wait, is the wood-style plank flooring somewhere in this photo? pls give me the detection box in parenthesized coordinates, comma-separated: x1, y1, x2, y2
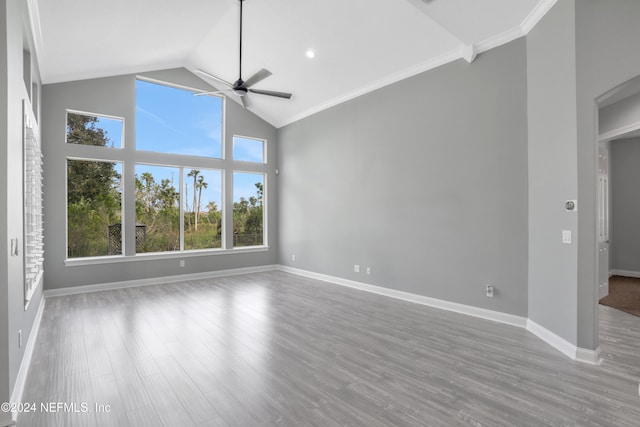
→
(18, 271, 640, 426)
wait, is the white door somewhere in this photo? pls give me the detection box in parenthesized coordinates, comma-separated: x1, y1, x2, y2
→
(598, 144, 610, 299)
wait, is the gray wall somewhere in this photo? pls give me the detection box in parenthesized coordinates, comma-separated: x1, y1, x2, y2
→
(575, 0, 640, 349)
(42, 68, 278, 290)
(0, 0, 45, 419)
(278, 39, 529, 316)
(526, 0, 578, 344)
(610, 138, 640, 273)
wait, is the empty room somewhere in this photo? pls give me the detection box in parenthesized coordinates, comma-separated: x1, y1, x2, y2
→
(2, 0, 640, 426)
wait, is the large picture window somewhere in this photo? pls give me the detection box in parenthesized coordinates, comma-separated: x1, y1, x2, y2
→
(65, 77, 268, 262)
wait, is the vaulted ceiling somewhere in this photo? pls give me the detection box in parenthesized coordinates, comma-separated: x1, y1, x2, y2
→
(30, 0, 556, 128)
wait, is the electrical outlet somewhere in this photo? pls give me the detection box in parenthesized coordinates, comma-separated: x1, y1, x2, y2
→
(179, 260, 185, 267)
(354, 264, 360, 273)
(292, 254, 296, 261)
(366, 267, 371, 275)
(486, 285, 494, 298)
(18, 329, 22, 348)
(10, 238, 19, 257)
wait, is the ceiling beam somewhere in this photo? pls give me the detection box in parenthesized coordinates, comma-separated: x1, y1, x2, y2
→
(402, 0, 477, 63)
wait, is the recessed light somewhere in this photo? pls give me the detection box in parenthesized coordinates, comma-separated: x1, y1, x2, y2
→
(306, 50, 315, 59)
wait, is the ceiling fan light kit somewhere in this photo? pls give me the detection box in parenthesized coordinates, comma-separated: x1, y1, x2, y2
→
(195, 0, 292, 107)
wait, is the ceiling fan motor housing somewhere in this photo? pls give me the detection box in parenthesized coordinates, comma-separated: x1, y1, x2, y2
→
(233, 87, 248, 96)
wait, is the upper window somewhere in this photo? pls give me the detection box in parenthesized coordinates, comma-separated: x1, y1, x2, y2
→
(66, 111, 123, 148)
(135, 79, 223, 158)
(233, 136, 265, 163)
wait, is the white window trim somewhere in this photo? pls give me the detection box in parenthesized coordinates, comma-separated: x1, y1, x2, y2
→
(64, 246, 269, 267)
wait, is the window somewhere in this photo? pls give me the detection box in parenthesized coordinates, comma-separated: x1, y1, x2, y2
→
(136, 79, 223, 158)
(66, 111, 123, 148)
(233, 172, 264, 247)
(135, 164, 180, 253)
(65, 77, 269, 262)
(67, 160, 122, 258)
(184, 169, 222, 250)
(233, 136, 265, 163)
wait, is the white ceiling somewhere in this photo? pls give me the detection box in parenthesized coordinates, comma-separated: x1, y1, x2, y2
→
(30, 0, 556, 128)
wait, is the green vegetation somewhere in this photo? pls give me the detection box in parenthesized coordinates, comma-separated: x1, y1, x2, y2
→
(233, 182, 263, 247)
(66, 113, 263, 258)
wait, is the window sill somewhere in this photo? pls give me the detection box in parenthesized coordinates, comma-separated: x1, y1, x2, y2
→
(64, 246, 270, 267)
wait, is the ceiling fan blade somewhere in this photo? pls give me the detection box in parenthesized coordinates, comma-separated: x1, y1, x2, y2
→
(249, 88, 292, 99)
(243, 68, 272, 88)
(194, 89, 231, 97)
(193, 69, 233, 88)
(240, 95, 249, 109)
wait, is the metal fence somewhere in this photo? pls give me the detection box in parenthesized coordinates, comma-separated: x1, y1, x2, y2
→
(108, 224, 146, 255)
(233, 233, 263, 247)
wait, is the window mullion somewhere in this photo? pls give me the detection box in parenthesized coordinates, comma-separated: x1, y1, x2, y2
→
(179, 167, 184, 252)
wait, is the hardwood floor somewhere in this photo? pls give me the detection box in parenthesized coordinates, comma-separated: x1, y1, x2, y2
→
(17, 271, 640, 426)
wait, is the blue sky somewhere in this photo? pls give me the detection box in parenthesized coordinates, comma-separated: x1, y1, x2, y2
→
(136, 80, 223, 158)
(233, 136, 265, 163)
(94, 116, 123, 148)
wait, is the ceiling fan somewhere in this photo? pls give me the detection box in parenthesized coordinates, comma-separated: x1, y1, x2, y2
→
(194, 0, 292, 108)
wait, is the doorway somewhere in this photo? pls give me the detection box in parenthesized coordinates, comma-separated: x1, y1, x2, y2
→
(597, 79, 640, 317)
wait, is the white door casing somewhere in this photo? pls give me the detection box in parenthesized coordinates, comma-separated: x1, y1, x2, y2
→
(597, 143, 610, 299)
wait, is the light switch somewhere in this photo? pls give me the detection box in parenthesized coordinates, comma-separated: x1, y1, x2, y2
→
(562, 230, 572, 244)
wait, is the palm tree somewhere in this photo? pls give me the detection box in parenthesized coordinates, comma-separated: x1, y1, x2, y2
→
(195, 175, 208, 231)
(187, 169, 200, 230)
(140, 172, 154, 213)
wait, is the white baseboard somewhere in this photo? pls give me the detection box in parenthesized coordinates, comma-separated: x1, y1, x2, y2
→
(526, 319, 576, 360)
(527, 319, 602, 365)
(10, 296, 46, 422)
(277, 265, 528, 328)
(279, 265, 605, 364)
(525, 320, 602, 365)
(610, 269, 640, 279)
(576, 347, 603, 365)
(44, 265, 279, 297)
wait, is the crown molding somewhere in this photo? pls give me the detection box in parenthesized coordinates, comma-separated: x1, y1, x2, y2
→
(521, 0, 559, 34)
